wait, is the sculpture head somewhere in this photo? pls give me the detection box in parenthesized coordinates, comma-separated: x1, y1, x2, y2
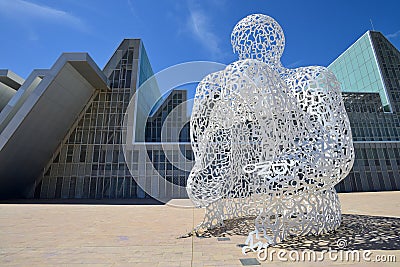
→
(231, 14, 285, 65)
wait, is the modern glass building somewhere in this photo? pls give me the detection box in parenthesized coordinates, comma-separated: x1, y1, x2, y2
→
(328, 31, 400, 192)
(329, 32, 392, 111)
(32, 39, 193, 200)
(0, 39, 193, 200)
(0, 31, 399, 200)
(33, 40, 151, 199)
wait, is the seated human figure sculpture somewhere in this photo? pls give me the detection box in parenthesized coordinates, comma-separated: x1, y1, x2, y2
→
(186, 14, 354, 253)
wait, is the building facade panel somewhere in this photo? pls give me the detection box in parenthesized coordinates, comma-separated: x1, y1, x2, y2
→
(328, 32, 391, 111)
(34, 40, 191, 200)
(35, 41, 146, 199)
(0, 54, 107, 198)
(330, 31, 400, 192)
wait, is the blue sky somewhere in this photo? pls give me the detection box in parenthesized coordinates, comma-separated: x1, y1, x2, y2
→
(0, 0, 399, 79)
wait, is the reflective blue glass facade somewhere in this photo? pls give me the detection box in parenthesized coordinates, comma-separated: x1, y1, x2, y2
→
(328, 32, 391, 111)
(330, 31, 400, 192)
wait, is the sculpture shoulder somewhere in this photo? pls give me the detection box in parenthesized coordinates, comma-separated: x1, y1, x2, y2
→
(286, 65, 338, 81)
(194, 70, 224, 98)
(196, 59, 279, 96)
(227, 59, 273, 72)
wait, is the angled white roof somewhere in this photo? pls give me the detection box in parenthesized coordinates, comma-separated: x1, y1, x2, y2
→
(0, 53, 108, 198)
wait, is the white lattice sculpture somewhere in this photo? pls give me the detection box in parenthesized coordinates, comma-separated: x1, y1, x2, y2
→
(186, 14, 355, 253)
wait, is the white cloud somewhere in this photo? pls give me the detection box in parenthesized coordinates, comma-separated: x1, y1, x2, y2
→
(386, 30, 400, 39)
(0, 0, 87, 31)
(127, 0, 136, 17)
(186, 4, 222, 57)
(287, 60, 303, 68)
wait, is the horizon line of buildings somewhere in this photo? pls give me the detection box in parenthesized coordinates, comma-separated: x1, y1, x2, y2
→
(0, 30, 399, 200)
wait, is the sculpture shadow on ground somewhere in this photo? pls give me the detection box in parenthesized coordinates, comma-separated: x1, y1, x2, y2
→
(194, 214, 400, 251)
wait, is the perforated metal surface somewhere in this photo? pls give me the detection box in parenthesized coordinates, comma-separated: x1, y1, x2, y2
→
(187, 14, 355, 253)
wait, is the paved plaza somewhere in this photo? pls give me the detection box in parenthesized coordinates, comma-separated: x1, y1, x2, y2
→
(0, 191, 399, 266)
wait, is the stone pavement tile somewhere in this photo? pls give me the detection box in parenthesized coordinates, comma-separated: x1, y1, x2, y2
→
(339, 191, 400, 217)
(0, 192, 399, 266)
(179, 260, 192, 266)
(124, 263, 160, 267)
(4, 265, 111, 267)
(156, 262, 182, 267)
(203, 260, 241, 266)
(191, 263, 204, 267)
(0, 248, 25, 257)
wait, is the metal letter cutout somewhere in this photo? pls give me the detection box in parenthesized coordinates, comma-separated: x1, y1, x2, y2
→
(187, 14, 354, 253)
